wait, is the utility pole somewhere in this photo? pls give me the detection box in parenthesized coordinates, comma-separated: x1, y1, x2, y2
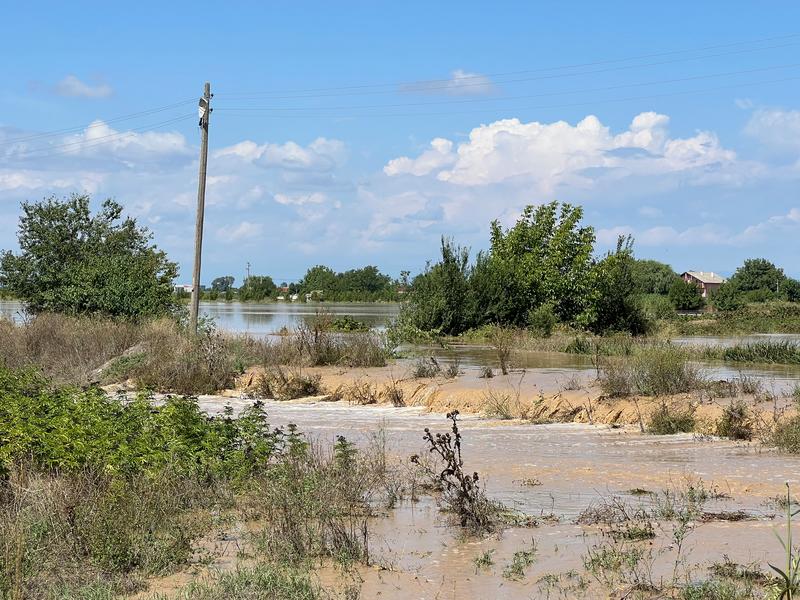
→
(190, 82, 212, 333)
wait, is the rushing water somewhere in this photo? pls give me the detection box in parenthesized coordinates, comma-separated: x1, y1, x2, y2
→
(185, 395, 799, 598)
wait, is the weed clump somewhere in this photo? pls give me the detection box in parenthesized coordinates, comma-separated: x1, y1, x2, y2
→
(715, 400, 753, 441)
(600, 346, 704, 397)
(647, 401, 696, 435)
(255, 367, 323, 400)
(411, 356, 441, 378)
(771, 416, 800, 453)
(411, 411, 500, 531)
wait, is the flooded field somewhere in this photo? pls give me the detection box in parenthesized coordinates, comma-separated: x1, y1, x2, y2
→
(184, 394, 800, 598)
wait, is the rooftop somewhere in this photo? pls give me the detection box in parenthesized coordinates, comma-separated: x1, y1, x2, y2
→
(684, 271, 726, 284)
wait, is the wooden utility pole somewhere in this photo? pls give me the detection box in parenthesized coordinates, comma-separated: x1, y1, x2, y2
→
(190, 82, 211, 333)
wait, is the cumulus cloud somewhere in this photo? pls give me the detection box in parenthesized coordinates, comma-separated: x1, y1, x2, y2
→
(740, 207, 800, 240)
(54, 75, 113, 99)
(215, 137, 346, 171)
(744, 108, 800, 154)
(383, 138, 455, 176)
(385, 112, 738, 191)
(400, 69, 495, 96)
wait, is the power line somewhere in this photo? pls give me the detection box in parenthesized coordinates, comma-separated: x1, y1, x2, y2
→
(214, 74, 800, 120)
(6, 114, 195, 160)
(1, 99, 196, 146)
(216, 62, 800, 113)
(218, 33, 800, 99)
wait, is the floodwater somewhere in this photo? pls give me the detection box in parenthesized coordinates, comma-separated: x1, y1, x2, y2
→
(190, 395, 800, 598)
(2, 299, 799, 391)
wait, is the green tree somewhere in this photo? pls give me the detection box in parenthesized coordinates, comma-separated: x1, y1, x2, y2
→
(784, 278, 800, 303)
(587, 236, 650, 334)
(728, 258, 784, 301)
(406, 238, 471, 335)
(0, 194, 176, 319)
(299, 265, 338, 296)
(711, 281, 744, 312)
(668, 278, 704, 310)
(211, 275, 235, 292)
(240, 275, 276, 301)
(487, 201, 595, 325)
(630, 259, 677, 295)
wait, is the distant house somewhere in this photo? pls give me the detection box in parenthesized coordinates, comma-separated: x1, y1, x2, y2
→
(681, 271, 726, 298)
(174, 284, 193, 294)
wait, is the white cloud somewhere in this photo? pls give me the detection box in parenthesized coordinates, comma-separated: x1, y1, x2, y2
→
(386, 112, 739, 191)
(55, 75, 113, 99)
(274, 192, 328, 206)
(383, 138, 455, 176)
(744, 108, 800, 154)
(400, 69, 495, 96)
(740, 207, 800, 240)
(215, 137, 346, 171)
(216, 221, 263, 242)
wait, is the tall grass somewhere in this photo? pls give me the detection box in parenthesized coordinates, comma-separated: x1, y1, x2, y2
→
(600, 347, 705, 397)
(720, 340, 800, 365)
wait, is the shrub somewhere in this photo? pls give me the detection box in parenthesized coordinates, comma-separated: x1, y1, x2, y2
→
(772, 416, 800, 453)
(669, 278, 705, 310)
(599, 347, 704, 397)
(527, 303, 556, 337)
(647, 402, 696, 435)
(169, 565, 322, 599)
(411, 357, 441, 378)
(715, 400, 753, 441)
(255, 368, 323, 401)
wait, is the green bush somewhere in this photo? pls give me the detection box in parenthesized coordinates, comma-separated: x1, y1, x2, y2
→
(772, 416, 800, 453)
(0, 194, 176, 319)
(721, 340, 800, 364)
(669, 278, 705, 310)
(647, 402, 696, 434)
(527, 303, 556, 337)
(0, 365, 280, 479)
(715, 400, 753, 441)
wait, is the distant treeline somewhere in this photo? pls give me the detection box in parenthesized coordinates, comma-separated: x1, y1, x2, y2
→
(183, 265, 409, 302)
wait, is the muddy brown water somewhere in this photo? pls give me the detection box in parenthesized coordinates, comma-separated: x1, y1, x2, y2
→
(187, 395, 799, 598)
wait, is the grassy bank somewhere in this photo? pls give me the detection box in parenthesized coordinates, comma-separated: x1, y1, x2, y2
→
(0, 313, 390, 394)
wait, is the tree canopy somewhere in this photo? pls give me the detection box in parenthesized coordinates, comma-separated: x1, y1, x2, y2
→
(0, 194, 177, 319)
(211, 276, 235, 292)
(630, 259, 678, 295)
(403, 201, 648, 336)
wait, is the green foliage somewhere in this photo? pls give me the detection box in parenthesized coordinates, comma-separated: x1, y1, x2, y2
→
(647, 402, 697, 434)
(211, 275, 235, 292)
(168, 565, 322, 599)
(630, 259, 678, 295)
(527, 303, 557, 337)
(712, 282, 745, 312)
(669, 278, 705, 310)
(0, 365, 280, 479)
(586, 236, 650, 335)
(721, 340, 800, 364)
(297, 264, 397, 301)
(402, 203, 659, 337)
(240, 275, 277, 301)
(0, 194, 177, 319)
(731, 258, 784, 296)
(487, 202, 595, 325)
(405, 239, 472, 335)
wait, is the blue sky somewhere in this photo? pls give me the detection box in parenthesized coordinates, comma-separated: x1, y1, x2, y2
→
(2, 1, 800, 284)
